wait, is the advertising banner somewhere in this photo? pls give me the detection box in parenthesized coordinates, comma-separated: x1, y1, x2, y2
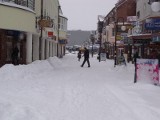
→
(136, 59, 159, 85)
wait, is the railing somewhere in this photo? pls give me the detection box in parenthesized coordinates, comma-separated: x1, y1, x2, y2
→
(0, 0, 35, 10)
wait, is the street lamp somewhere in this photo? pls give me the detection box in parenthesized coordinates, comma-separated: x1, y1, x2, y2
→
(106, 17, 126, 67)
(148, 0, 160, 12)
(97, 20, 104, 62)
(39, 0, 43, 60)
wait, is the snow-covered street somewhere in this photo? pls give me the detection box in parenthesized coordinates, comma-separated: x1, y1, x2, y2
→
(0, 53, 160, 120)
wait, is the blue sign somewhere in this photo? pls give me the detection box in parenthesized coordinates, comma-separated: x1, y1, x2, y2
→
(59, 40, 66, 44)
(145, 18, 160, 30)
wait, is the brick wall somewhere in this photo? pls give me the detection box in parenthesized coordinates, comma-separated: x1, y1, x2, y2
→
(116, 0, 136, 20)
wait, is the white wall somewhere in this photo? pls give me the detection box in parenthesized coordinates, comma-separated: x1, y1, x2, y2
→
(32, 34, 39, 61)
(26, 33, 33, 64)
(136, 0, 160, 21)
(0, 4, 36, 33)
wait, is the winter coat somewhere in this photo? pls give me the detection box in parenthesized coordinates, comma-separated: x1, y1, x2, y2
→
(84, 49, 89, 59)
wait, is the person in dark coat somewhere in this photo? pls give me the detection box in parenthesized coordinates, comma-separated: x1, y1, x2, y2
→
(77, 50, 82, 61)
(11, 45, 19, 65)
(81, 47, 90, 67)
(133, 51, 139, 65)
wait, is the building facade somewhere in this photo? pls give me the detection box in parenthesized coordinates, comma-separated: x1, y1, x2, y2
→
(99, 0, 160, 63)
(128, 0, 160, 60)
(102, 0, 136, 60)
(0, 0, 68, 67)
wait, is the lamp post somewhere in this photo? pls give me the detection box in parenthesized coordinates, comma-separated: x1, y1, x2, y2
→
(98, 20, 104, 62)
(39, 0, 43, 60)
(106, 17, 126, 67)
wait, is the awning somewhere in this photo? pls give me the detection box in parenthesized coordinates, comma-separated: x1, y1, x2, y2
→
(128, 34, 151, 39)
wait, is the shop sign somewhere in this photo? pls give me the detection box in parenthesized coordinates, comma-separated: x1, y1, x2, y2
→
(145, 18, 160, 30)
(135, 59, 159, 85)
(59, 40, 66, 44)
(152, 35, 160, 42)
(100, 53, 106, 61)
(127, 16, 137, 22)
(116, 35, 122, 40)
(6, 30, 20, 37)
(47, 31, 54, 38)
(133, 39, 150, 44)
(38, 19, 53, 28)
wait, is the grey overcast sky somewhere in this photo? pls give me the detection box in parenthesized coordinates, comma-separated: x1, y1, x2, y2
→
(59, 0, 118, 31)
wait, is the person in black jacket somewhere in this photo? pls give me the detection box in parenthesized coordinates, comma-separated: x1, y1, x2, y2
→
(11, 45, 19, 65)
(81, 47, 90, 67)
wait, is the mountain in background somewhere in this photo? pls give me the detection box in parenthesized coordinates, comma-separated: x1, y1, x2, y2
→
(67, 30, 93, 46)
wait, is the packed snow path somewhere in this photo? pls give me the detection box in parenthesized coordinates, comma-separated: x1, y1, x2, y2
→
(0, 53, 160, 120)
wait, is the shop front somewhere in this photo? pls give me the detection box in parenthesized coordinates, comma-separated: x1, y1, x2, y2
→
(0, 29, 26, 67)
(128, 34, 151, 62)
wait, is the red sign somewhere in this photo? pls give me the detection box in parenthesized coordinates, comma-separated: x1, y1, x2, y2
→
(48, 31, 54, 37)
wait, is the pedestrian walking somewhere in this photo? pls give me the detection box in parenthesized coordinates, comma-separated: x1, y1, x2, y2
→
(77, 50, 82, 61)
(81, 47, 90, 67)
(11, 45, 19, 65)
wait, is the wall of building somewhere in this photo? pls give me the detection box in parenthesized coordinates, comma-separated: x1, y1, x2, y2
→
(116, 0, 136, 20)
(0, 3, 36, 33)
(34, 0, 59, 60)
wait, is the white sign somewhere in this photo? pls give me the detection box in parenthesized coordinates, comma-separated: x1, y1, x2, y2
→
(127, 16, 137, 22)
(100, 53, 106, 61)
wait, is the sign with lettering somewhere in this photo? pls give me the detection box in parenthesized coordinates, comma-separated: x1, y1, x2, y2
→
(100, 53, 106, 61)
(47, 31, 54, 38)
(38, 19, 53, 28)
(59, 40, 66, 44)
(145, 18, 160, 30)
(136, 59, 159, 85)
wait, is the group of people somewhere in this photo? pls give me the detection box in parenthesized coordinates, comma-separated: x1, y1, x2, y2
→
(77, 47, 90, 67)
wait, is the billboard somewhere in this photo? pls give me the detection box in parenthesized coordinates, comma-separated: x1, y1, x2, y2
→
(135, 59, 159, 85)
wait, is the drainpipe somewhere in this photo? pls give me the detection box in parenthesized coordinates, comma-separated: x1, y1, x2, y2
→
(39, 0, 43, 60)
(57, 5, 61, 57)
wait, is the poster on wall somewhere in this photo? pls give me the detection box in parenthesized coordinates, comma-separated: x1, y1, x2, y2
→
(135, 59, 159, 85)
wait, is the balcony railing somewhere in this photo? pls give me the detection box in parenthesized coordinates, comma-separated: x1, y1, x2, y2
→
(0, 0, 35, 10)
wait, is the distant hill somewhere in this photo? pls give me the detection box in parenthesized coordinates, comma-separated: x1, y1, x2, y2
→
(67, 30, 93, 46)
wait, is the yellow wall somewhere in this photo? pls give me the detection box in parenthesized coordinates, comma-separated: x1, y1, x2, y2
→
(0, 5, 36, 33)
